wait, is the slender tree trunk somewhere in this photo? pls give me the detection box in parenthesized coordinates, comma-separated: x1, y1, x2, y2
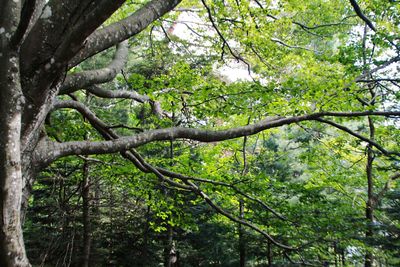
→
(81, 160, 91, 267)
(107, 185, 114, 265)
(142, 193, 151, 266)
(164, 226, 174, 267)
(360, 26, 375, 266)
(164, 140, 177, 267)
(333, 242, 338, 267)
(267, 240, 272, 266)
(239, 199, 246, 267)
(341, 249, 345, 267)
(364, 117, 375, 267)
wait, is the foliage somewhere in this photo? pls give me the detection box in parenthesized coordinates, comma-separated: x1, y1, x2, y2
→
(19, 0, 400, 266)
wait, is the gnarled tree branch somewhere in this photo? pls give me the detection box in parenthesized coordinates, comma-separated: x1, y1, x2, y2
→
(316, 118, 399, 157)
(46, 99, 294, 250)
(60, 41, 129, 94)
(42, 106, 400, 161)
(69, 0, 183, 67)
(85, 85, 149, 103)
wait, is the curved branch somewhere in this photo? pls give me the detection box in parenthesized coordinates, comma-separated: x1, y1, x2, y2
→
(271, 38, 316, 53)
(49, 99, 287, 220)
(43, 107, 400, 161)
(45, 100, 293, 249)
(349, 0, 376, 31)
(60, 41, 129, 94)
(128, 149, 293, 249)
(85, 85, 165, 118)
(184, 179, 294, 250)
(69, 0, 183, 67)
(316, 118, 400, 157)
(200, 0, 249, 68)
(86, 85, 150, 103)
(161, 170, 288, 221)
(353, 56, 400, 83)
(375, 173, 400, 205)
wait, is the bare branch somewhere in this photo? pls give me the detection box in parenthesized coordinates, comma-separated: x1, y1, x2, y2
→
(375, 173, 400, 204)
(293, 20, 355, 30)
(129, 150, 194, 190)
(351, 56, 400, 84)
(349, 0, 376, 31)
(271, 38, 317, 53)
(86, 85, 150, 103)
(60, 41, 129, 94)
(356, 78, 400, 83)
(69, 0, 183, 67)
(184, 179, 295, 250)
(128, 150, 294, 249)
(316, 118, 399, 157)
(127, 148, 294, 249)
(50, 100, 286, 222)
(44, 109, 400, 160)
(200, 0, 250, 68)
(48, 101, 293, 247)
(153, 166, 288, 221)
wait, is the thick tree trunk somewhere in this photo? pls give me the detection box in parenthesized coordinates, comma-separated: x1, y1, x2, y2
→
(0, 50, 31, 266)
(0, 1, 30, 265)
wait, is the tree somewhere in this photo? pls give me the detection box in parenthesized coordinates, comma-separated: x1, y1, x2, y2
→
(0, 0, 399, 266)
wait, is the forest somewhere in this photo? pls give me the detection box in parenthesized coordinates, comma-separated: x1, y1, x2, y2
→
(0, 0, 399, 266)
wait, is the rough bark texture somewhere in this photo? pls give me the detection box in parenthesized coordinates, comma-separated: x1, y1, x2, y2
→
(40, 109, 400, 162)
(0, 0, 184, 265)
(60, 41, 129, 94)
(69, 0, 183, 67)
(0, 51, 31, 267)
(0, 0, 30, 266)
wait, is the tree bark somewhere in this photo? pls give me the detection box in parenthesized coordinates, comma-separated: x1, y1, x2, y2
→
(0, 40, 31, 267)
(364, 117, 375, 267)
(0, 0, 31, 264)
(267, 240, 272, 266)
(81, 159, 91, 267)
(239, 199, 246, 267)
(0, 0, 182, 265)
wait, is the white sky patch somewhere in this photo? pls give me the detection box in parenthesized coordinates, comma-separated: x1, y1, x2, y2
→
(171, 8, 398, 87)
(171, 12, 254, 82)
(172, 12, 210, 38)
(41, 5, 52, 19)
(215, 60, 253, 83)
(0, 27, 5, 34)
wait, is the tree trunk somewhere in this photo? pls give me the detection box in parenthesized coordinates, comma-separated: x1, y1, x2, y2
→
(364, 117, 375, 267)
(0, 49, 30, 266)
(81, 160, 91, 267)
(267, 240, 272, 267)
(239, 199, 246, 267)
(164, 225, 174, 267)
